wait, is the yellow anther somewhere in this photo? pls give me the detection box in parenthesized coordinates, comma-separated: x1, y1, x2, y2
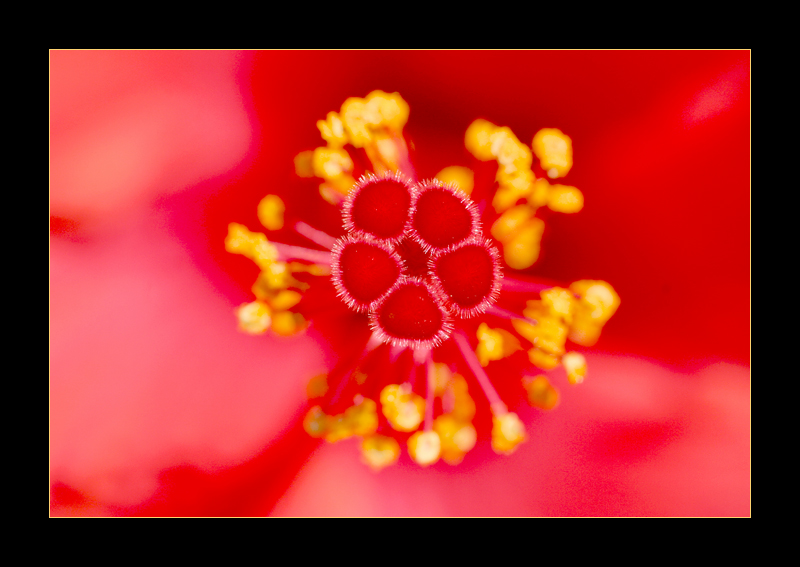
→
(344, 398, 379, 437)
(235, 300, 272, 335)
(317, 111, 348, 147)
(225, 223, 274, 259)
(476, 323, 521, 366)
(294, 150, 315, 178)
(532, 128, 573, 178)
(528, 348, 560, 370)
(380, 384, 425, 432)
(547, 184, 584, 214)
(251, 270, 297, 301)
(491, 204, 535, 242)
(324, 413, 352, 443)
(452, 422, 477, 453)
(434, 414, 477, 465)
(562, 352, 588, 384)
(541, 287, 576, 325)
(490, 127, 532, 175)
(225, 223, 280, 272)
(465, 119, 498, 160)
(435, 166, 475, 195)
(570, 280, 620, 323)
(502, 217, 544, 270)
(270, 311, 305, 336)
(449, 375, 476, 422)
(408, 430, 441, 467)
(523, 375, 559, 410)
(262, 261, 293, 290)
(257, 195, 285, 231)
(516, 318, 567, 357)
(476, 322, 505, 367)
(567, 280, 620, 346)
(491, 412, 526, 455)
(268, 289, 302, 311)
(361, 435, 401, 471)
(528, 178, 551, 209)
(493, 169, 534, 212)
(288, 262, 331, 277)
(306, 373, 328, 399)
(365, 90, 409, 132)
(312, 146, 354, 179)
(431, 362, 453, 396)
(303, 406, 328, 438)
(490, 203, 545, 269)
(340, 97, 377, 148)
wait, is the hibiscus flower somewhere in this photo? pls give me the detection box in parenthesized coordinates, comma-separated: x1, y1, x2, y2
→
(50, 50, 750, 517)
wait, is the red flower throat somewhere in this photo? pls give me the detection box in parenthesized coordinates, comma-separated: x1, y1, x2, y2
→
(225, 90, 620, 468)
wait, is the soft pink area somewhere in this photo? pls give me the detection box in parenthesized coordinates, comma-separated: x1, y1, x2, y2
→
(272, 354, 749, 517)
(50, 51, 252, 230)
(50, 210, 327, 509)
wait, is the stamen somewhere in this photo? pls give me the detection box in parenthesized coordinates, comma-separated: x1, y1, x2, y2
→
(486, 304, 531, 322)
(501, 275, 550, 294)
(272, 242, 332, 265)
(422, 350, 435, 431)
(531, 128, 573, 179)
(294, 221, 337, 250)
(453, 330, 507, 416)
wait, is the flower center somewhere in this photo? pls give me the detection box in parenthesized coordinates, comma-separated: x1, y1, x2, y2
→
(331, 174, 502, 348)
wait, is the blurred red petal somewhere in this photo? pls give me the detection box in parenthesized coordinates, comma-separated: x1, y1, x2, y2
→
(51, 50, 749, 517)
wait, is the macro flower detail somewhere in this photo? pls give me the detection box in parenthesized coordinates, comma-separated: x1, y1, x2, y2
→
(226, 90, 620, 470)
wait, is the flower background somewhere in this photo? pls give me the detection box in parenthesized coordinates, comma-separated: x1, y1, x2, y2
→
(50, 50, 750, 516)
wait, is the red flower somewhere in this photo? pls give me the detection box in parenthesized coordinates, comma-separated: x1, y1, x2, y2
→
(50, 50, 749, 516)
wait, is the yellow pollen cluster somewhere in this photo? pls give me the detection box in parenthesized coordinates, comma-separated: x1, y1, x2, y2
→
(380, 383, 425, 432)
(532, 128, 573, 179)
(407, 430, 441, 467)
(225, 218, 308, 336)
(510, 280, 619, 377)
(361, 435, 401, 471)
(377, 366, 481, 466)
(434, 415, 477, 465)
(434, 165, 475, 195)
(491, 412, 527, 455)
(522, 375, 559, 410)
(466, 119, 583, 269)
(476, 322, 521, 367)
(432, 366, 478, 464)
(304, 397, 379, 443)
(300, 90, 411, 203)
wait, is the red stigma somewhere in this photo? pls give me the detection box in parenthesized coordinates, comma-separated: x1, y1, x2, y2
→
(410, 181, 480, 251)
(343, 172, 413, 243)
(371, 278, 452, 349)
(336, 174, 500, 347)
(430, 238, 502, 318)
(331, 236, 402, 312)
